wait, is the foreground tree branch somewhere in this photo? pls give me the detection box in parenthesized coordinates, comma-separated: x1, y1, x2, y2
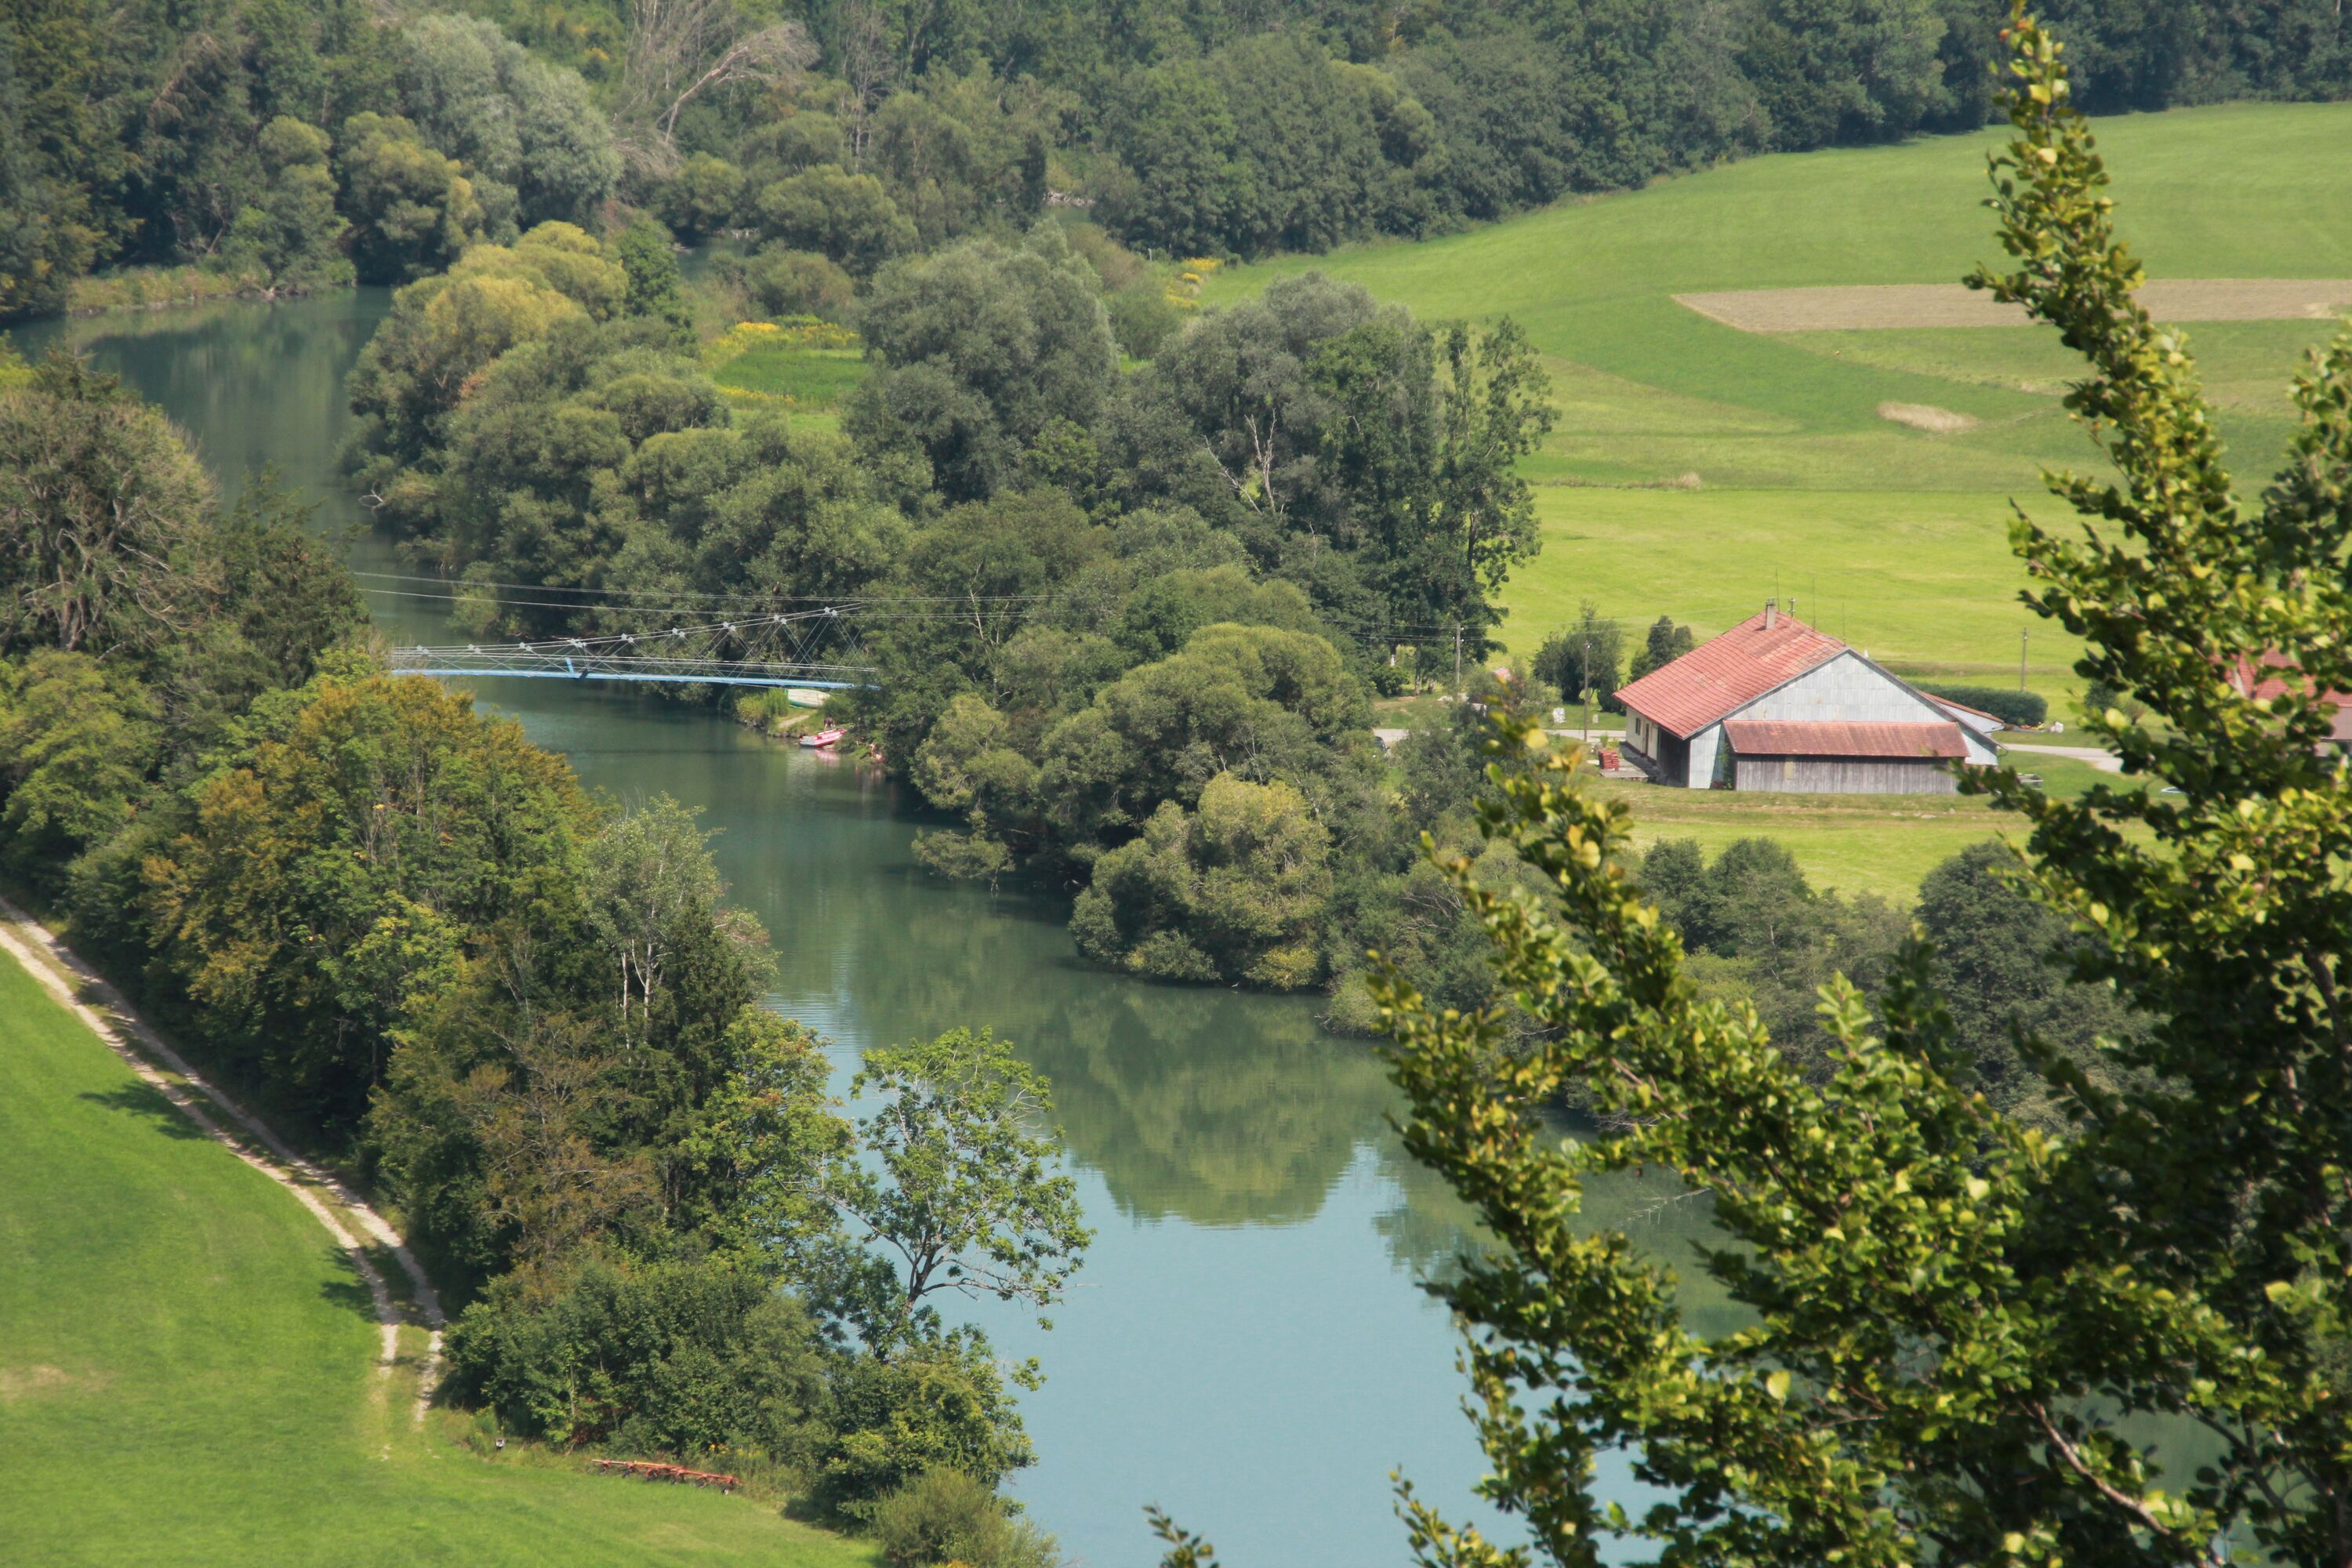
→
(1362, 8, 2352, 1566)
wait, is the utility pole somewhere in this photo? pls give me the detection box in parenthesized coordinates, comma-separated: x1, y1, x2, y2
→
(2020, 626, 2029, 691)
(1582, 619, 1593, 746)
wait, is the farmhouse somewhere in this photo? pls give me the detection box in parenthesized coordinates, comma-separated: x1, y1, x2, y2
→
(1617, 603, 2002, 793)
(2226, 652, 2352, 751)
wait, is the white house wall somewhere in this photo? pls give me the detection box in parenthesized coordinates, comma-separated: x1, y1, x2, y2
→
(1933, 701, 2005, 746)
(1686, 726, 1722, 787)
(1743, 653, 1933, 724)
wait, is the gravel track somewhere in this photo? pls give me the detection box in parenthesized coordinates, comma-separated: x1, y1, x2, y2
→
(0, 895, 445, 1425)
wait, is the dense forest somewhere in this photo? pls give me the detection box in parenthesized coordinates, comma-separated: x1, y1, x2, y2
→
(8, 0, 2352, 318)
(2, 0, 2211, 1051)
(326, 209, 1564, 1007)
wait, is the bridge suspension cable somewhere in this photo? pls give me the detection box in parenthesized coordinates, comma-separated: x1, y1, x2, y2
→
(387, 607, 884, 689)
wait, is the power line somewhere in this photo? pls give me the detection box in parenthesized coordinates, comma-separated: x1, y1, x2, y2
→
(360, 585, 1051, 621)
(350, 569, 1047, 604)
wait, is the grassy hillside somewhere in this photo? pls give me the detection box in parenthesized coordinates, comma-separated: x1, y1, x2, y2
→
(1201, 101, 2352, 677)
(0, 943, 877, 1568)
(1598, 756, 2107, 899)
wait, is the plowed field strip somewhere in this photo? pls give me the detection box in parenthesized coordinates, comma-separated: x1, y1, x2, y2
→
(1677, 279, 2352, 332)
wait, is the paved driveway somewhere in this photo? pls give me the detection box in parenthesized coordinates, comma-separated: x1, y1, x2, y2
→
(2002, 742, 2124, 774)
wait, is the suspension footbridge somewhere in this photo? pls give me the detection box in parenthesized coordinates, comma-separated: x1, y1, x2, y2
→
(383, 604, 883, 689)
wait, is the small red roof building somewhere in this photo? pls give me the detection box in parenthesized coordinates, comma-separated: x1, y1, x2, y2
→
(2223, 652, 2352, 746)
(1616, 603, 2002, 793)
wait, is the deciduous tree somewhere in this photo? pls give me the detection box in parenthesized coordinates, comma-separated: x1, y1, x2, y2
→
(615, 219, 693, 343)
(848, 229, 1115, 500)
(0, 353, 212, 659)
(1435, 318, 1555, 612)
(615, 0, 815, 173)
(336, 111, 485, 285)
(1071, 772, 1335, 989)
(753, 164, 918, 275)
(826, 1027, 1091, 1351)
(582, 793, 726, 1030)
(0, 651, 160, 888)
(220, 116, 349, 289)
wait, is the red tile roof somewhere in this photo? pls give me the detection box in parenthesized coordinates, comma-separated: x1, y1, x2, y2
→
(1722, 720, 1966, 759)
(1615, 610, 1848, 739)
(2227, 652, 2352, 707)
(2226, 652, 2352, 741)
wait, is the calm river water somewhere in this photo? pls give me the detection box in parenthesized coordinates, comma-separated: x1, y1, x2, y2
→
(15, 293, 1704, 1565)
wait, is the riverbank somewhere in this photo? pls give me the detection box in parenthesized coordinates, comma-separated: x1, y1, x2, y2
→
(733, 687, 829, 740)
(59, 267, 352, 320)
(0, 925, 877, 1567)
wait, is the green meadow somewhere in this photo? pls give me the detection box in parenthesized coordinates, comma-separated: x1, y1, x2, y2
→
(0, 945, 876, 1568)
(1200, 100, 2352, 675)
(1197, 101, 2351, 895)
(1597, 752, 2111, 903)
(712, 343, 867, 407)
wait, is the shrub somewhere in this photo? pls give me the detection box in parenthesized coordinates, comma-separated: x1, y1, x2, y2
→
(1914, 682, 2046, 728)
(444, 1257, 833, 1461)
(1105, 283, 1181, 358)
(1058, 221, 1145, 292)
(870, 1468, 1059, 1568)
(816, 1333, 1034, 1518)
(738, 247, 857, 321)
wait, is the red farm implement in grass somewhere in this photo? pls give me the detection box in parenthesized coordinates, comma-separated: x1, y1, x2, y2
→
(590, 1457, 740, 1493)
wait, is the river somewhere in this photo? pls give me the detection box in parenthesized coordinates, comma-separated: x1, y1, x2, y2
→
(14, 292, 1709, 1566)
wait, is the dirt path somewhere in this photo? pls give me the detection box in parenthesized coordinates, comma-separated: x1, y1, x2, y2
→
(1677, 278, 2352, 332)
(0, 895, 445, 1426)
(2002, 742, 2125, 774)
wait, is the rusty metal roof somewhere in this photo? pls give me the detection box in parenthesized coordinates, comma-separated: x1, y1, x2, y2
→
(1614, 611, 1848, 739)
(1722, 720, 1967, 759)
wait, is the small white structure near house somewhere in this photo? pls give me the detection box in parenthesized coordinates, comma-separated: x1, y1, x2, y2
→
(1617, 603, 2002, 793)
(1921, 691, 2007, 751)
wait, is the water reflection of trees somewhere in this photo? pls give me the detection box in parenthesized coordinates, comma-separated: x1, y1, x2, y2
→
(830, 851, 1401, 1228)
(1370, 1120, 1743, 1329)
(1028, 984, 1397, 1228)
(1370, 1134, 1485, 1283)
(741, 771, 1468, 1247)
(16, 293, 390, 510)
